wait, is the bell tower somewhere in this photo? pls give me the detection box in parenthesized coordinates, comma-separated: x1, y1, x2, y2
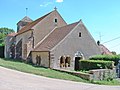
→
(17, 8, 33, 32)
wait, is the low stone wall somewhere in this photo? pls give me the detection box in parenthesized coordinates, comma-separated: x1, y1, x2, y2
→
(53, 68, 116, 81)
(53, 69, 93, 80)
(89, 68, 116, 81)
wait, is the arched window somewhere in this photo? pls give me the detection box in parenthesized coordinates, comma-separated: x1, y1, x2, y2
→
(60, 56, 65, 68)
(54, 18, 58, 23)
(79, 32, 81, 37)
(36, 55, 41, 66)
(65, 56, 71, 67)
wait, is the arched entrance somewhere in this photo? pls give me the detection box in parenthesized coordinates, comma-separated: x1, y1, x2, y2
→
(9, 43, 15, 59)
(60, 56, 65, 68)
(60, 56, 71, 68)
(74, 51, 84, 71)
(65, 56, 71, 67)
(74, 57, 81, 71)
(36, 55, 41, 66)
(16, 39, 22, 59)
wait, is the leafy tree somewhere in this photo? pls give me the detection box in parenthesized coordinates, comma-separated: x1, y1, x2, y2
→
(0, 27, 15, 46)
(111, 51, 117, 55)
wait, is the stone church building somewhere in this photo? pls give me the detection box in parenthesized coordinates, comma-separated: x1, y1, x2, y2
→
(5, 9, 102, 70)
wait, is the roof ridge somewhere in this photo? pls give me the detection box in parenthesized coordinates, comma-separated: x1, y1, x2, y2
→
(7, 32, 18, 36)
(56, 21, 79, 29)
(33, 21, 79, 51)
(16, 11, 52, 36)
(34, 27, 57, 49)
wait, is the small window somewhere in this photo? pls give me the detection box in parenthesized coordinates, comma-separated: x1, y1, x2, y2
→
(79, 32, 81, 37)
(54, 18, 57, 23)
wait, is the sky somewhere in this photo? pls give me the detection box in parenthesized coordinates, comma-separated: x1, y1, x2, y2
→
(0, 0, 120, 54)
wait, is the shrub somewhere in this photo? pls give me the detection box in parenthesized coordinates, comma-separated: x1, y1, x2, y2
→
(0, 46, 4, 58)
(79, 60, 114, 70)
(89, 55, 120, 66)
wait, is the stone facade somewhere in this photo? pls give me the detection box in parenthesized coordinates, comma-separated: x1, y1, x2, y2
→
(50, 21, 101, 69)
(32, 51, 49, 67)
(5, 33, 16, 58)
(5, 9, 101, 70)
(15, 30, 33, 59)
(33, 10, 67, 47)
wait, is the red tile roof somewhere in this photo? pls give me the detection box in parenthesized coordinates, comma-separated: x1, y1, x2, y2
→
(7, 32, 17, 36)
(20, 16, 33, 22)
(99, 44, 112, 55)
(16, 12, 52, 36)
(33, 21, 79, 51)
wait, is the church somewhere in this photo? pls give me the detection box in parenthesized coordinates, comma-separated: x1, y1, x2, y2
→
(5, 8, 102, 70)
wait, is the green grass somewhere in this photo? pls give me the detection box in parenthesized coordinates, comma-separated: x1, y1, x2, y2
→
(0, 58, 120, 85)
(0, 58, 87, 82)
(92, 80, 120, 85)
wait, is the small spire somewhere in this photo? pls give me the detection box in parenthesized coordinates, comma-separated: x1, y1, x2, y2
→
(79, 19, 83, 24)
(79, 19, 82, 22)
(54, 7, 57, 10)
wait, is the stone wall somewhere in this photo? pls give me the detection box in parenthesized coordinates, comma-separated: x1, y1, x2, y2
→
(31, 51, 49, 67)
(89, 68, 116, 81)
(16, 30, 32, 59)
(51, 22, 101, 70)
(53, 69, 93, 80)
(33, 10, 67, 47)
(53, 68, 116, 81)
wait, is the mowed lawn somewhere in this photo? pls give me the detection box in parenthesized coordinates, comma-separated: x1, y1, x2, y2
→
(0, 58, 87, 82)
(0, 58, 120, 85)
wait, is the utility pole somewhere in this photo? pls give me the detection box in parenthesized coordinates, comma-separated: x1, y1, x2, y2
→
(99, 32, 102, 42)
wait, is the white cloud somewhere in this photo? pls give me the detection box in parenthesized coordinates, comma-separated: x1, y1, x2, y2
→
(40, 2, 53, 7)
(56, 0, 63, 3)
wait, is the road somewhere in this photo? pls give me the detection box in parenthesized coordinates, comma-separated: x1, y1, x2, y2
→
(0, 66, 120, 90)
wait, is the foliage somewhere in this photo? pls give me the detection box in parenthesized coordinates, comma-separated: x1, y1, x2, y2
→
(0, 27, 14, 45)
(0, 46, 4, 58)
(91, 79, 120, 85)
(111, 51, 117, 55)
(79, 60, 114, 70)
(89, 55, 120, 66)
(0, 27, 14, 35)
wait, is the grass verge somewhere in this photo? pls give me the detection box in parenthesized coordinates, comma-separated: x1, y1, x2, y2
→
(0, 58, 87, 82)
(0, 58, 120, 85)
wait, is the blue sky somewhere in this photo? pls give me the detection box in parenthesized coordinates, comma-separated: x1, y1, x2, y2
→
(0, 0, 120, 54)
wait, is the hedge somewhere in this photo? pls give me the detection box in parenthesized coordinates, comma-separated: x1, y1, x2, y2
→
(89, 55, 120, 66)
(0, 46, 4, 58)
(79, 60, 114, 70)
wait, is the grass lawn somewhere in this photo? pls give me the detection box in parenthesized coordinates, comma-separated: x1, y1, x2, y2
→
(0, 58, 120, 85)
(0, 58, 87, 82)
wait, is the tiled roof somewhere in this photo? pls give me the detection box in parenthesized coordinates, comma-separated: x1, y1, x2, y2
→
(7, 32, 17, 36)
(16, 12, 52, 36)
(20, 16, 33, 22)
(33, 21, 79, 51)
(99, 44, 112, 55)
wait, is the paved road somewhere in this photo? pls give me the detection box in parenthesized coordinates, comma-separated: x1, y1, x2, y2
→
(0, 66, 120, 90)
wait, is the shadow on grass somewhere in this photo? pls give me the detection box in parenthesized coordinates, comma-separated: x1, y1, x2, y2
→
(2, 58, 23, 62)
(0, 58, 48, 70)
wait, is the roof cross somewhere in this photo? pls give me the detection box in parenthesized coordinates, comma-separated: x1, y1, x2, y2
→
(54, 7, 57, 10)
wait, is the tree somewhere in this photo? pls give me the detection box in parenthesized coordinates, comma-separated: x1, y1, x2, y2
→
(0, 27, 15, 46)
(111, 51, 117, 55)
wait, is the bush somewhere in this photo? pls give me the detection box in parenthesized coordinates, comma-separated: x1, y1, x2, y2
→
(0, 46, 4, 58)
(89, 55, 120, 66)
(79, 60, 114, 70)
